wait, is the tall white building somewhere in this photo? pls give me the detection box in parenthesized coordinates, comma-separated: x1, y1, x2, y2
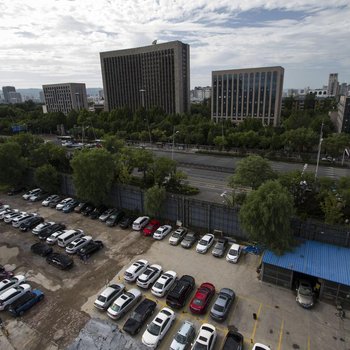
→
(328, 73, 339, 96)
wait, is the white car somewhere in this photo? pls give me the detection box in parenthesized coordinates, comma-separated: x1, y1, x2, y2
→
(136, 264, 162, 289)
(107, 288, 142, 320)
(169, 227, 188, 245)
(46, 230, 65, 245)
(142, 307, 175, 348)
(196, 234, 215, 254)
(0, 207, 12, 219)
(151, 270, 177, 297)
(191, 323, 217, 350)
(0, 284, 31, 311)
(56, 198, 74, 210)
(123, 259, 149, 282)
(12, 213, 33, 228)
(22, 188, 41, 200)
(65, 236, 92, 254)
(252, 343, 271, 350)
(42, 194, 60, 206)
(153, 225, 172, 240)
(0, 275, 26, 295)
(94, 284, 125, 310)
(226, 243, 242, 263)
(32, 221, 55, 235)
(4, 211, 25, 224)
(132, 216, 150, 231)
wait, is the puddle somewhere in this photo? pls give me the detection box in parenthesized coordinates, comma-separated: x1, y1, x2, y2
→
(0, 245, 19, 264)
(26, 271, 61, 292)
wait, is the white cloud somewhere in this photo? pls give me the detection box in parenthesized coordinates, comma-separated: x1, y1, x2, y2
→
(0, 0, 349, 89)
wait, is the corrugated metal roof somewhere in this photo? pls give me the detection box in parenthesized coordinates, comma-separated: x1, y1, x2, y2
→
(262, 240, 350, 286)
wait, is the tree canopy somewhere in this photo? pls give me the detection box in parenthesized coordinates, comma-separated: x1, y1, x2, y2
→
(144, 185, 167, 218)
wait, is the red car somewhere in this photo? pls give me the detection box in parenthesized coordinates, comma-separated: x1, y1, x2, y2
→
(189, 282, 215, 314)
(142, 219, 161, 236)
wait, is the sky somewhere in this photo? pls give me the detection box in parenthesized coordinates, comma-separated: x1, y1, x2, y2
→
(1, 0, 349, 90)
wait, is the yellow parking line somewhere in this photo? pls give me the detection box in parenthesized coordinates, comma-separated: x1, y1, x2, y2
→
(277, 319, 284, 350)
(250, 303, 262, 343)
(308, 335, 311, 350)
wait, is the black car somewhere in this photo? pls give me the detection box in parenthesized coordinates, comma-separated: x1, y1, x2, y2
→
(7, 187, 26, 196)
(46, 253, 73, 270)
(48, 196, 63, 208)
(31, 242, 53, 257)
(38, 223, 66, 240)
(82, 204, 95, 216)
(212, 237, 228, 258)
(181, 231, 199, 249)
(222, 330, 244, 350)
(74, 202, 89, 213)
(166, 275, 195, 309)
(123, 298, 157, 335)
(19, 216, 44, 232)
(106, 210, 125, 227)
(89, 205, 107, 220)
(77, 240, 104, 260)
(119, 216, 135, 229)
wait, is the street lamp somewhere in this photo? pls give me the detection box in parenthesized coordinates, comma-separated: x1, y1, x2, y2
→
(140, 89, 152, 144)
(172, 128, 179, 160)
(315, 121, 324, 180)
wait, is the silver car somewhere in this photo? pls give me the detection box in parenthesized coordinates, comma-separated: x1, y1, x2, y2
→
(296, 280, 314, 309)
(170, 320, 196, 350)
(65, 236, 92, 254)
(169, 227, 188, 246)
(94, 284, 125, 310)
(107, 288, 142, 320)
(210, 288, 235, 322)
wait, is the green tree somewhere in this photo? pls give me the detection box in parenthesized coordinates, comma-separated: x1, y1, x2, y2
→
(320, 192, 344, 225)
(0, 142, 27, 186)
(229, 155, 276, 190)
(144, 185, 167, 218)
(34, 164, 61, 193)
(103, 135, 125, 154)
(283, 127, 318, 152)
(322, 133, 350, 158)
(239, 180, 295, 254)
(213, 136, 227, 151)
(71, 148, 115, 205)
(149, 157, 177, 186)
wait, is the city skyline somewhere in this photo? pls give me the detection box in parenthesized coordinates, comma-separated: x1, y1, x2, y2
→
(1, 1, 350, 89)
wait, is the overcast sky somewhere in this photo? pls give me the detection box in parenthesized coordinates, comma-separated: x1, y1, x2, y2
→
(1, 0, 349, 90)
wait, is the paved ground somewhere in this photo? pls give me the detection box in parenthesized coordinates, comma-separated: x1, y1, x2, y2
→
(0, 194, 349, 350)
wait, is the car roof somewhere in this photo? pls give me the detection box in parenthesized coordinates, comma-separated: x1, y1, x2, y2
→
(134, 298, 156, 313)
(178, 320, 194, 335)
(230, 243, 240, 249)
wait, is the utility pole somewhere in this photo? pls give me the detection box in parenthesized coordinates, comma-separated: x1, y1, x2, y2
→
(315, 121, 324, 180)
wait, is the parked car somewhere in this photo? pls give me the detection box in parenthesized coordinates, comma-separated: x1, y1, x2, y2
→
(123, 259, 149, 283)
(74, 202, 89, 213)
(221, 330, 244, 350)
(211, 238, 228, 258)
(119, 215, 135, 229)
(0, 275, 26, 295)
(8, 289, 44, 317)
(57, 229, 84, 247)
(0, 266, 14, 282)
(22, 188, 41, 200)
(32, 221, 55, 236)
(181, 231, 198, 249)
(151, 271, 177, 297)
(142, 219, 161, 236)
(20, 216, 44, 232)
(189, 282, 216, 314)
(296, 280, 314, 309)
(4, 211, 25, 224)
(94, 284, 125, 310)
(210, 288, 235, 322)
(12, 213, 33, 228)
(89, 205, 107, 220)
(170, 320, 196, 350)
(81, 204, 95, 216)
(196, 234, 215, 254)
(106, 210, 125, 227)
(46, 230, 65, 245)
(153, 225, 172, 240)
(0, 284, 31, 311)
(42, 194, 60, 207)
(31, 242, 53, 257)
(0, 207, 12, 220)
(62, 200, 80, 213)
(56, 197, 74, 210)
(166, 275, 195, 309)
(99, 208, 115, 222)
(252, 343, 271, 350)
(65, 236, 92, 254)
(132, 216, 150, 231)
(226, 243, 242, 263)
(7, 187, 26, 196)
(141, 307, 175, 348)
(46, 253, 74, 270)
(123, 298, 157, 336)
(77, 240, 104, 260)
(191, 323, 217, 350)
(48, 196, 63, 208)
(107, 288, 142, 320)
(29, 191, 47, 202)
(137, 264, 162, 289)
(38, 223, 66, 240)
(169, 227, 188, 245)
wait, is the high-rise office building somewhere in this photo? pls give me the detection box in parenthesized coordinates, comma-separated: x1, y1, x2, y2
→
(211, 66, 284, 126)
(42, 83, 88, 115)
(100, 40, 190, 114)
(335, 96, 350, 133)
(8, 91, 22, 104)
(2, 86, 16, 103)
(328, 73, 339, 96)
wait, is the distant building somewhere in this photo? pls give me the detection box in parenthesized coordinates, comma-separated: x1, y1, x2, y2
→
(190, 86, 211, 103)
(42, 83, 88, 115)
(2, 86, 16, 103)
(8, 91, 22, 104)
(328, 73, 339, 96)
(211, 66, 284, 126)
(340, 83, 348, 96)
(100, 40, 190, 114)
(98, 89, 104, 100)
(335, 96, 350, 133)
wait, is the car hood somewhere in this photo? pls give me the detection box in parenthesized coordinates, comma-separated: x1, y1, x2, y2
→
(142, 330, 158, 346)
(297, 293, 313, 306)
(170, 339, 186, 350)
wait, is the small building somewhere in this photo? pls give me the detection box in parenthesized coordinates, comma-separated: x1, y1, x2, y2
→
(261, 240, 350, 306)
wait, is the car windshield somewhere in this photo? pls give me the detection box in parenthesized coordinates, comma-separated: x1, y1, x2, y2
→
(147, 322, 161, 336)
(97, 296, 106, 302)
(173, 232, 180, 238)
(299, 285, 312, 296)
(110, 304, 121, 312)
(199, 239, 208, 245)
(175, 333, 187, 344)
(229, 249, 238, 256)
(193, 298, 204, 306)
(131, 312, 143, 322)
(154, 282, 163, 289)
(192, 343, 207, 350)
(109, 214, 117, 220)
(214, 304, 225, 312)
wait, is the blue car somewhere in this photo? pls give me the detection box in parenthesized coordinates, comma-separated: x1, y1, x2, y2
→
(62, 200, 79, 213)
(8, 289, 44, 317)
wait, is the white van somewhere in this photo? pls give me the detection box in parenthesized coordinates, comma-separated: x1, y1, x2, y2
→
(57, 229, 84, 247)
(132, 216, 150, 231)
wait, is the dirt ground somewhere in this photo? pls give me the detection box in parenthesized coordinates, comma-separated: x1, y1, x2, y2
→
(0, 194, 154, 349)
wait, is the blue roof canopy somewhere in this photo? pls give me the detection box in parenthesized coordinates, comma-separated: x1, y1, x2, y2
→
(263, 240, 350, 286)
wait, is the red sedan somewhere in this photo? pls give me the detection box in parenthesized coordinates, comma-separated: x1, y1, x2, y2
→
(189, 282, 215, 314)
(142, 219, 161, 236)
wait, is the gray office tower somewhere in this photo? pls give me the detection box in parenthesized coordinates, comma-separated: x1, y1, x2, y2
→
(100, 41, 190, 114)
(2, 86, 16, 103)
(211, 66, 284, 126)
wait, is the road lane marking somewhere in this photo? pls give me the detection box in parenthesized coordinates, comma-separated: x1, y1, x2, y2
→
(250, 303, 262, 344)
(277, 319, 284, 350)
(308, 335, 311, 350)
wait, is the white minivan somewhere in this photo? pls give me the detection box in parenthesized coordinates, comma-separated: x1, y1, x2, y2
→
(57, 229, 84, 247)
(132, 216, 150, 231)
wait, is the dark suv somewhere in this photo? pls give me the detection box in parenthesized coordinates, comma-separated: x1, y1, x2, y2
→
(166, 275, 195, 309)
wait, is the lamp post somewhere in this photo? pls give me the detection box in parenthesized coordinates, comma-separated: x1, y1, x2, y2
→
(140, 89, 152, 144)
(172, 127, 179, 160)
(315, 121, 324, 180)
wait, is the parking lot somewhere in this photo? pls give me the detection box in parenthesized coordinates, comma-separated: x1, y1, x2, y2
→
(0, 194, 349, 350)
